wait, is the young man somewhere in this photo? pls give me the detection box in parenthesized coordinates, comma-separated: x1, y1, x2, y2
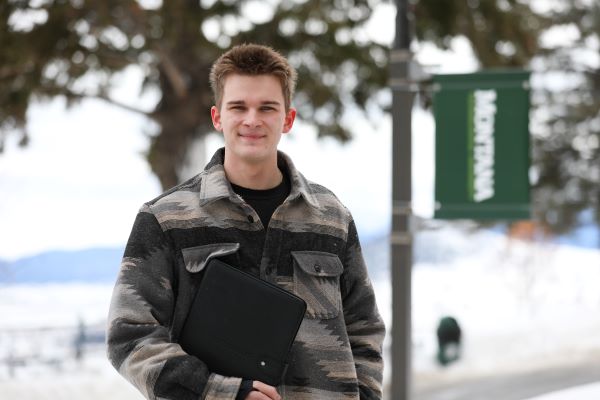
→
(107, 44, 385, 400)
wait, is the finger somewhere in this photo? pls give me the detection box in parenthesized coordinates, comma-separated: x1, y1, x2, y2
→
(252, 381, 281, 400)
(246, 392, 270, 400)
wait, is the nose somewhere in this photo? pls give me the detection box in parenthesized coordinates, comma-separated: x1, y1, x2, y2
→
(243, 109, 262, 128)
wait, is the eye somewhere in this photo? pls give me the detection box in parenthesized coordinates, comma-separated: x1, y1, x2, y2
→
(260, 106, 275, 111)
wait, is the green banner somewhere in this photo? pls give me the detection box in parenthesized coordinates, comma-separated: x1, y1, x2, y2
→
(433, 71, 531, 219)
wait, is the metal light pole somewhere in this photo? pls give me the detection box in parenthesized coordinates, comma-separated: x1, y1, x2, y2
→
(390, 0, 413, 399)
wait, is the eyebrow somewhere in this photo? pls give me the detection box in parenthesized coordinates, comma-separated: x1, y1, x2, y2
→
(225, 100, 282, 107)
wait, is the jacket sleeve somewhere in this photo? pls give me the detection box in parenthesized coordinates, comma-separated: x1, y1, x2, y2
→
(106, 205, 242, 400)
(341, 219, 386, 400)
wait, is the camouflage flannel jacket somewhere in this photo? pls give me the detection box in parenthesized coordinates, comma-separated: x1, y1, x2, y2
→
(107, 148, 385, 400)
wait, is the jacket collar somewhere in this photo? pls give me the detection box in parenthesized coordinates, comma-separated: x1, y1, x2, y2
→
(199, 148, 321, 209)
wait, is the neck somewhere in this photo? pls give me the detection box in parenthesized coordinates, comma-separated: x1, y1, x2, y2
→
(224, 153, 282, 190)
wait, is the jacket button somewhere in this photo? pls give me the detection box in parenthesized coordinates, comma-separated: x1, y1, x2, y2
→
(247, 215, 254, 223)
(314, 265, 322, 273)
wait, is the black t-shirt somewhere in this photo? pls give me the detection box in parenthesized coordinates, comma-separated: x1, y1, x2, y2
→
(231, 170, 291, 398)
(230, 170, 291, 228)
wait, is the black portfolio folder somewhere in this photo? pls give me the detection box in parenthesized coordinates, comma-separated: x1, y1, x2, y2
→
(179, 258, 307, 386)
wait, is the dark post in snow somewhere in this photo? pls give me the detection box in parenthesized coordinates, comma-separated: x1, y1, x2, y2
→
(390, 0, 413, 399)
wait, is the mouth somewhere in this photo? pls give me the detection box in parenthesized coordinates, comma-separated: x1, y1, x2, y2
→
(238, 133, 266, 140)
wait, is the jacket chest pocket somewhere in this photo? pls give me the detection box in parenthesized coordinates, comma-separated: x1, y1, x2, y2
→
(181, 242, 240, 273)
(175, 243, 240, 340)
(291, 251, 344, 319)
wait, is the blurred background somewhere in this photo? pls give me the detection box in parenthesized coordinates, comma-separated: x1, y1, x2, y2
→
(0, 0, 599, 399)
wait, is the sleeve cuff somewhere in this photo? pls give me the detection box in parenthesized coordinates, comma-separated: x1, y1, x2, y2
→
(235, 379, 254, 400)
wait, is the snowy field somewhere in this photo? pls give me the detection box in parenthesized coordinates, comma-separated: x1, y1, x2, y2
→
(408, 228, 600, 380)
(528, 382, 600, 400)
(1, 228, 599, 399)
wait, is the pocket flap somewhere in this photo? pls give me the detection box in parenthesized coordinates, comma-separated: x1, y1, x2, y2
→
(291, 251, 343, 277)
(182, 243, 240, 273)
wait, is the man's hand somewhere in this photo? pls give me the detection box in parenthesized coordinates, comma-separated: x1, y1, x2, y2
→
(245, 381, 281, 400)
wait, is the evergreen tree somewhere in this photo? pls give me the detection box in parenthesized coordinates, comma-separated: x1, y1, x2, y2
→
(1, 0, 390, 189)
(1, 0, 597, 234)
(528, 3, 600, 234)
(415, 0, 598, 235)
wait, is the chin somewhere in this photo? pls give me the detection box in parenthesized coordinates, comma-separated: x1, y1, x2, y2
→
(236, 147, 271, 162)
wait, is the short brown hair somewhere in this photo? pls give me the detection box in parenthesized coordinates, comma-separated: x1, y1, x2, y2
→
(209, 43, 297, 110)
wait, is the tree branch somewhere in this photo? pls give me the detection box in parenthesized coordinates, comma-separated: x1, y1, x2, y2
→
(66, 89, 153, 116)
(154, 45, 188, 99)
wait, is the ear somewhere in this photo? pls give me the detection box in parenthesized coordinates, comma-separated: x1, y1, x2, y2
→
(211, 106, 222, 131)
(282, 107, 297, 134)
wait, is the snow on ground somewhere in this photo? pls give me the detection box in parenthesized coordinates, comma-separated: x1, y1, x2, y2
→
(0, 349, 143, 399)
(526, 382, 600, 400)
(378, 226, 600, 395)
(0, 283, 113, 330)
(0, 228, 599, 398)
(410, 229, 600, 379)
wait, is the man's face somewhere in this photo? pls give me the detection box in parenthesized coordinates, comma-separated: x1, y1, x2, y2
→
(211, 74, 296, 166)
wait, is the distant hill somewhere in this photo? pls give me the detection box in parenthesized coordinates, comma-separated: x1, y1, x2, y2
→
(360, 227, 480, 280)
(0, 241, 389, 284)
(0, 241, 390, 284)
(1, 221, 596, 284)
(362, 220, 599, 278)
(0, 247, 124, 284)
